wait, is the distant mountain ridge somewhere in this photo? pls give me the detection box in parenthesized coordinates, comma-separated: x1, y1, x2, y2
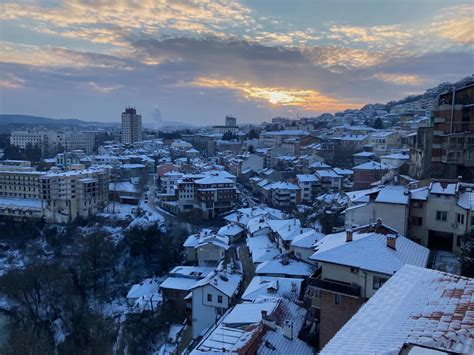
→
(0, 114, 111, 125)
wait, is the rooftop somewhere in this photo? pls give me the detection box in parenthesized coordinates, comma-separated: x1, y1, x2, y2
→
(321, 265, 474, 354)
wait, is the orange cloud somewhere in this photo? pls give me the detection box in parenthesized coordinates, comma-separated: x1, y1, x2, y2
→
(190, 77, 360, 112)
(374, 73, 423, 85)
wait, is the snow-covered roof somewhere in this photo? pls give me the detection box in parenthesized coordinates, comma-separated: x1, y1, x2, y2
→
(409, 186, 429, 201)
(160, 277, 198, 291)
(353, 161, 391, 171)
(333, 168, 353, 176)
(430, 182, 457, 195)
(127, 277, 161, 299)
(381, 152, 410, 160)
(291, 229, 325, 249)
(353, 151, 375, 157)
(296, 174, 318, 183)
(223, 302, 279, 325)
(192, 270, 242, 297)
(169, 265, 215, 279)
(256, 258, 316, 277)
(241, 276, 303, 302)
(268, 219, 303, 242)
(310, 230, 429, 275)
(374, 185, 409, 205)
(315, 169, 341, 178)
(458, 191, 474, 211)
(270, 182, 300, 190)
(0, 197, 42, 209)
(218, 223, 244, 237)
(321, 265, 474, 355)
(309, 161, 331, 169)
(246, 234, 281, 263)
(194, 176, 234, 185)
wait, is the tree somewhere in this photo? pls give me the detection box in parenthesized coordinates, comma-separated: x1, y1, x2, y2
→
(248, 128, 259, 140)
(461, 231, 474, 277)
(372, 117, 383, 129)
(222, 131, 237, 141)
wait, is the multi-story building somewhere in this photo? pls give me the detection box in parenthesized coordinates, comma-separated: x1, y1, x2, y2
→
(121, 107, 142, 144)
(10, 130, 95, 154)
(308, 223, 429, 349)
(408, 179, 474, 255)
(0, 166, 109, 223)
(159, 172, 238, 219)
(431, 84, 474, 179)
(270, 182, 300, 209)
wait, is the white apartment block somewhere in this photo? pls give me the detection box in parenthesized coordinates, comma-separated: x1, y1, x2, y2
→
(121, 107, 142, 144)
(10, 130, 95, 154)
(0, 166, 109, 223)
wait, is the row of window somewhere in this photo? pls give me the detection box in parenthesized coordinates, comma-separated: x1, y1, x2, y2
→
(207, 293, 223, 303)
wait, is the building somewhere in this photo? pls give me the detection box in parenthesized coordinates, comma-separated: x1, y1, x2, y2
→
(10, 130, 95, 154)
(212, 115, 239, 135)
(408, 180, 474, 255)
(270, 182, 300, 209)
(308, 223, 429, 349)
(190, 266, 242, 338)
(121, 107, 142, 144)
(321, 265, 474, 354)
(190, 297, 313, 355)
(0, 166, 109, 223)
(352, 161, 391, 190)
(431, 83, 474, 179)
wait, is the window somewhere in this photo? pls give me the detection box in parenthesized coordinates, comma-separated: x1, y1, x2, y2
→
(217, 295, 223, 303)
(373, 276, 388, 290)
(471, 216, 474, 226)
(207, 294, 212, 302)
(456, 213, 465, 224)
(456, 235, 462, 248)
(436, 211, 447, 221)
(334, 294, 341, 305)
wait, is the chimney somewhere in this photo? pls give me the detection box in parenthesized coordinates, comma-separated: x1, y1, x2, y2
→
(288, 224, 291, 231)
(387, 234, 397, 250)
(283, 321, 293, 340)
(261, 310, 276, 330)
(346, 229, 353, 242)
(376, 218, 382, 226)
(291, 281, 297, 292)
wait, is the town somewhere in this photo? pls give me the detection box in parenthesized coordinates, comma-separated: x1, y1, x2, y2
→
(0, 76, 472, 354)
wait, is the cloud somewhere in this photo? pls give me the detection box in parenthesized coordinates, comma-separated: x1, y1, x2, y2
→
(189, 76, 360, 112)
(88, 81, 123, 93)
(373, 72, 423, 85)
(0, 73, 25, 89)
(431, 5, 474, 45)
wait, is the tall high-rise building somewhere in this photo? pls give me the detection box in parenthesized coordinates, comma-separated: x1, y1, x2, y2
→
(121, 107, 142, 144)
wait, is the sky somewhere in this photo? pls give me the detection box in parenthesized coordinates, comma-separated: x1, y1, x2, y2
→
(0, 0, 473, 126)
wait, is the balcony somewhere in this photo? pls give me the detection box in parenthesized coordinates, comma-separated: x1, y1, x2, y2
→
(309, 275, 361, 298)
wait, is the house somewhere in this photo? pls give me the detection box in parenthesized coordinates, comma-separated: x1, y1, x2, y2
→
(126, 277, 162, 312)
(190, 266, 242, 339)
(321, 265, 474, 354)
(352, 161, 391, 189)
(344, 185, 410, 236)
(217, 223, 244, 243)
(241, 276, 303, 302)
(183, 229, 230, 266)
(160, 266, 214, 316)
(353, 151, 375, 166)
(246, 232, 281, 264)
(190, 297, 313, 354)
(267, 218, 303, 251)
(308, 222, 429, 349)
(290, 229, 325, 264)
(255, 255, 316, 279)
(380, 152, 410, 169)
(407, 180, 474, 255)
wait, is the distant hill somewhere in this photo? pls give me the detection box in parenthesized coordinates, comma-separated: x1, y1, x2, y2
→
(0, 114, 117, 133)
(0, 114, 91, 126)
(361, 74, 474, 112)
